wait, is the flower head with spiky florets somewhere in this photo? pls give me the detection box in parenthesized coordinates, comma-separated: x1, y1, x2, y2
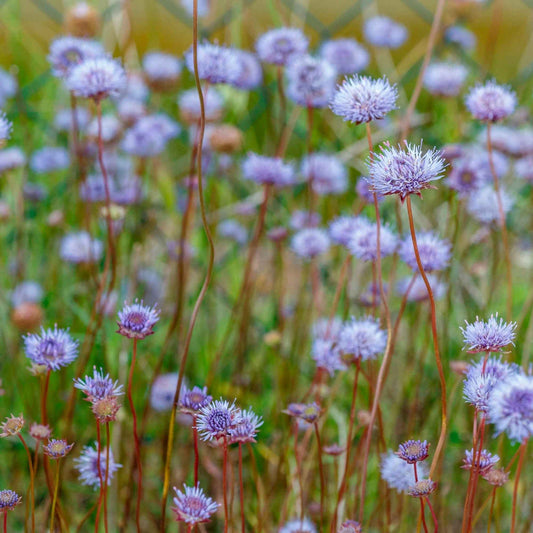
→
(364, 16, 408, 49)
(366, 142, 447, 200)
(0, 414, 24, 438)
(330, 76, 398, 124)
(465, 81, 516, 122)
(117, 300, 160, 340)
(320, 38, 369, 75)
(43, 439, 74, 459)
(179, 386, 212, 416)
(228, 408, 263, 444)
(488, 374, 533, 442)
(47, 36, 104, 78)
(380, 451, 428, 493)
(408, 479, 436, 497)
(338, 316, 387, 363)
(66, 56, 127, 100)
(184, 42, 242, 85)
(301, 153, 347, 195)
(241, 152, 295, 188)
(232, 50, 263, 90)
(329, 215, 371, 247)
(399, 231, 451, 272)
(423, 62, 468, 97)
(279, 518, 317, 533)
(196, 399, 241, 441)
(255, 27, 308, 66)
(291, 228, 331, 259)
(29, 423, 51, 441)
(346, 221, 398, 261)
(462, 448, 499, 474)
(0, 490, 21, 512)
(74, 443, 121, 489)
(172, 484, 219, 524)
(60, 231, 104, 264)
(311, 338, 346, 376)
(74, 367, 123, 402)
(461, 314, 516, 353)
(0, 113, 12, 146)
(396, 440, 430, 464)
(466, 185, 513, 225)
(483, 467, 509, 486)
(339, 521, 363, 533)
(91, 396, 121, 423)
(24, 325, 79, 371)
(284, 402, 321, 424)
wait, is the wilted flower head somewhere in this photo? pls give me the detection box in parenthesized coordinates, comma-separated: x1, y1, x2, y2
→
(185, 42, 242, 85)
(461, 313, 516, 353)
(229, 408, 263, 444)
(60, 231, 103, 264)
(0, 490, 21, 512)
(408, 479, 436, 497)
(0, 147, 26, 174)
(24, 325, 79, 370)
(196, 399, 241, 441)
(396, 439, 430, 464)
(301, 153, 347, 195)
(74, 367, 123, 402)
(47, 36, 104, 77)
(284, 402, 321, 424)
(242, 152, 295, 187)
(74, 443, 121, 489)
(347, 221, 397, 261)
(0, 414, 24, 438)
(399, 232, 451, 272)
(364, 16, 408, 49)
(482, 467, 509, 486)
(255, 27, 308, 66)
(465, 81, 516, 122)
(320, 38, 369, 75)
(117, 300, 160, 340)
(338, 316, 387, 363)
(66, 56, 127, 100)
(172, 484, 219, 524)
(380, 451, 428, 493)
(279, 518, 317, 533)
(466, 185, 513, 225)
(30, 146, 70, 174)
(330, 75, 398, 124)
(291, 228, 330, 259)
(142, 52, 182, 90)
(462, 448, 499, 473)
(423, 62, 468, 97)
(232, 50, 263, 90)
(29, 423, 51, 441)
(44, 439, 74, 459)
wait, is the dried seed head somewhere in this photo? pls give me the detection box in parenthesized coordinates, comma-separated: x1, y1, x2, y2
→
(11, 303, 44, 332)
(91, 396, 121, 423)
(209, 125, 243, 153)
(29, 423, 51, 441)
(64, 2, 101, 37)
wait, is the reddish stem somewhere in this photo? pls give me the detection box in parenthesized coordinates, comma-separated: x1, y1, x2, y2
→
(18, 434, 34, 532)
(41, 370, 51, 425)
(103, 423, 110, 533)
(511, 439, 528, 533)
(95, 421, 104, 533)
(314, 422, 326, 527)
(222, 437, 229, 533)
(425, 496, 439, 532)
(239, 443, 245, 533)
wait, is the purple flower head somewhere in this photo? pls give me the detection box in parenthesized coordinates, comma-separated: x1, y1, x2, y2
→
(301, 153, 347, 195)
(338, 521, 362, 533)
(0, 414, 24, 438)
(178, 88, 224, 123)
(380, 451, 428, 493)
(0, 113, 12, 145)
(396, 439, 430, 464)
(488, 374, 533, 442)
(515, 155, 533, 182)
(423, 62, 468, 97)
(180, 0, 211, 18)
(122, 118, 170, 158)
(466, 185, 513, 225)
(196, 399, 241, 441)
(86, 114, 122, 144)
(446, 152, 494, 197)
(356, 176, 383, 203)
(366, 142, 447, 200)
(286, 55, 336, 109)
(399, 231, 451, 272)
(284, 402, 321, 424)
(24, 325, 79, 371)
(54, 107, 91, 132)
(338, 316, 387, 363)
(291, 228, 331, 259)
(486, 126, 533, 157)
(117, 299, 160, 339)
(185, 42, 242, 85)
(346, 221, 397, 261)
(172, 484, 219, 524)
(44, 439, 74, 459)
(462, 448, 499, 473)
(66, 56, 127, 100)
(0, 147, 25, 174)
(232, 50, 263, 90)
(408, 479, 436, 498)
(11, 281, 43, 307)
(142, 52, 182, 87)
(0, 490, 21, 512)
(60, 231, 103, 264)
(218, 220, 247, 245)
(312, 317, 343, 343)
(255, 27, 308, 66)
(397, 274, 446, 302)
(311, 338, 345, 376)
(465, 81, 516, 122)
(364, 16, 408, 49)
(445, 26, 476, 50)
(117, 98, 146, 125)
(47, 36, 104, 78)
(0, 68, 17, 107)
(279, 518, 317, 533)
(329, 215, 370, 246)
(150, 373, 187, 412)
(74, 367, 123, 402)
(290, 210, 321, 231)
(229, 408, 263, 444)
(74, 443, 122, 489)
(320, 38, 369, 75)
(242, 152, 295, 187)
(30, 147, 70, 174)
(330, 75, 398, 124)
(461, 313, 516, 353)
(179, 385, 212, 415)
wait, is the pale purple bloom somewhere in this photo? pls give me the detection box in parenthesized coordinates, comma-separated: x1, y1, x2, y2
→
(178, 88, 224, 122)
(117, 300, 160, 339)
(74, 443, 121, 489)
(461, 314, 516, 353)
(60, 231, 103, 263)
(380, 451, 428, 493)
(24, 325, 79, 370)
(462, 448, 499, 473)
(465, 81, 516, 122)
(301, 153, 347, 195)
(0, 147, 25, 174)
(320, 38, 369, 75)
(54, 107, 91, 132)
(291, 228, 330, 259)
(242, 152, 295, 187)
(80, 173, 142, 205)
(356, 176, 383, 203)
(399, 232, 451, 272)
(217, 219, 247, 245)
(117, 98, 146, 125)
(30, 147, 70, 174)
(150, 373, 186, 412)
(87, 114, 122, 143)
(0, 490, 21, 512)
(515, 155, 533, 182)
(255, 27, 308, 66)
(312, 338, 345, 376)
(364, 16, 408, 49)
(446, 152, 494, 196)
(196, 399, 241, 441)
(346, 221, 397, 261)
(466, 185, 513, 225)
(312, 317, 343, 343)
(423, 62, 468, 97)
(290, 210, 321, 230)
(0, 67, 17, 106)
(123, 73, 149, 102)
(279, 518, 317, 533)
(172, 484, 219, 524)
(47, 36, 104, 77)
(142, 52, 182, 85)
(396, 439, 430, 464)
(11, 281, 43, 307)
(74, 367, 123, 401)
(338, 316, 387, 362)
(445, 26, 476, 50)
(329, 215, 370, 246)
(184, 42, 242, 85)
(179, 386, 212, 415)
(232, 50, 263, 90)
(122, 120, 167, 157)
(229, 408, 263, 444)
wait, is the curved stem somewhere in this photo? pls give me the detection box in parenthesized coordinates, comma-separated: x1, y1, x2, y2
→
(511, 439, 528, 533)
(425, 496, 439, 532)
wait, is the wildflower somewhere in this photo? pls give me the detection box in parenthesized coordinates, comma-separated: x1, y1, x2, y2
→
(11, 281, 43, 308)
(466, 185, 513, 225)
(24, 325, 79, 371)
(482, 467, 509, 486)
(178, 88, 224, 123)
(445, 151, 496, 196)
(346, 221, 398, 261)
(60, 231, 104, 264)
(356, 176, 383, 203)
(0, 113, 12, 146)
(0, 67, 18, 107)
(255, 27, 309, 66)
(30, 147, 70, 174)
(461, 314, 516, 353)
(290, 210, 321, 230)
(330, 75, 398, 124)
(279, 518, 317, 533)
(301, 153, 347, 195)
(86, 113, 122, 144)
(196, 399, 241, 441)
(445, 26, 476, 50)
(209, 125, 243, 153)
(396, 440, 430, 464)
(339, 521, 362, 533)
(150, 374, 186, 412)
(380, 451, 428, 493)
(179, 386, 212, 416)
(116, 300, 160, 339)
(117, 98, 146, 126)
(399, 232, 451, 272)
(142, 52, 182, 91)
(91, 396, 121, 423)
(74, 443, 122, 489)
(462, 448, 499, 473)
(312, 317, 343, 342)
(329, 215, 370, 247)
(184, 42, 242, 85)
(172, 484, 219, 524)
(338, 316, 387, 363)
(241, 152, 295, 187)
(0, 147, 26, 174)
(423, 62, 468, 97)
(43, 439, 74, 459)
(291, 228, 331, 259)
(364, 16, 408, 48)
(320, 38, 369, 75)
(180, 0, 211, 17)
(29, 423, 51, 441)
(47, 36, 104, 77)
(228, 408, 263, 444)
(121, 121, 167, 158)
(408, 479, 436, 497)
(0, 490, 21, 512)
(312, 338, 345, 376)
(515, 155, 533, 182)
(64, 2, 101, 38)
(74, 367, 123, 401)
(284, 402, 321, 424)
(366, 142, 447, 200)
(218, 220, 247, 245)
(0, 414, 24, 437)
(66, 56, 127, 100)
(465, 81, 516, 122)
(232, 50, 263, 90)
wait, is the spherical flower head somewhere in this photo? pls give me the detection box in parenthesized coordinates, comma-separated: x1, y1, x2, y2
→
(445, 26, 476, 50)
(396, 439, 430, 464)
(91, 396, 121, 423)
(346, 221, 397, 261)
(488, 374, 533, 442)
(329, 215, 370, 247)
(289, 210, 321, 231)
(74, 443, 121, 489)
(29, 423, 51, 441)
(286, 54, 336, 109)
(399, 231, 451, 272)
(279, 518, 317, 533)
(218, 220, 247, 245)
(255, 27, 309, 66)
(196, 399, 241, 441)
(241, 152, 295, 187)
(185, 42, 242, 85)
(142, 52, 182, 90)
(121, 120, 167, 158)
(47, 36, 104, 78)
(465, 81, 516, 122)
(178, 88, 224, 123)
(30, 147, 70, 174)
(408, 479, 436, 498)
(338, 521, 362, 533)
(284, 402, 321, 424)
(74, 367, 123, 402)
(446, 152, 494, 197)
(0, 414, 24, 438)
(364, 16, 408, 49)
(24, 325, 79, 371)
(330, 75, 398, 124)
(66, 56, 127, 100)
(461, 313, 516, 353)
(338, 316, 387, 363)
(423, 62, 468, 97)
(380, 451, 428, 493)
(179, 385, 212, 415)
(291, 228, 330, 260)
(0, 147, 26, 174)
(44, 439, 74, 459)
(0, 113, 12, 147)
(301, 153, 347, 195)
(312, 317, 343, 343)
(482, 467, 509, 486)
(515, 155, 533, 182)
(229, 408, 263, 444)
(312, 338, 345, 376)
(366, 142, 447, 200)
(461, 448, 499, 474)
(466, 185, 513, 225)
(60, 231, 103, 264)
(117, 300, 160, 339)
(0, 490, 21, 512)
(11, 281, 43, 308)
(232, 50, 263, 90)
(172, 484, 219, 524)
(86, 114, 122, 144)
(320, 38, 369, 75)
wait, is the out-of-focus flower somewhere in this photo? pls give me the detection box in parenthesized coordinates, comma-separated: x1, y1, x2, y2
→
(380, 451, 428, 493)
(338, 316, 387, 363)
(399, 232, 451, 272)
(178, 88, 224, 124)
(423, 62, 468, 97)
(466, 185, 513, 225)
(255, 27, 308, 66)
(301, 153, 347, 195)
(184, 42, 242, 85)
(320, 38, 369, 75)
(242, 152, 295, 187)
(47, 36, 104, 78)
(465, 81, 516, 122)
(74, 443, 122, 489)
(291, 228, 331, 259)
(142, 52, 182, 92)
(60, 231, 103, 264)
(30, 147, 70, 174)
(364, 16, 408, 49)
